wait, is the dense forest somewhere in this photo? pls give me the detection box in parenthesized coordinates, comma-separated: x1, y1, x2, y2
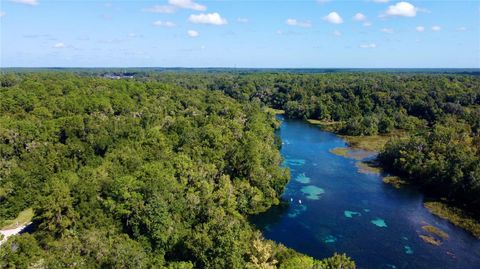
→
(147, 72, 480, 214)
(0, 73, 354, 268)
(1, 70, 479, 267)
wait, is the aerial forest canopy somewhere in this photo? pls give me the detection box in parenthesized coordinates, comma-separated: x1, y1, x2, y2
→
(1, 71, 479, 267)
(0, 73, 355, 268)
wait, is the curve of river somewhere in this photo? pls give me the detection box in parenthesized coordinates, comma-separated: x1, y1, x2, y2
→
(250, 117, 480, 269)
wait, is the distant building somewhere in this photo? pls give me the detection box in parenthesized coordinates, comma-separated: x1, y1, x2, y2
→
(102, 73, 135, 79)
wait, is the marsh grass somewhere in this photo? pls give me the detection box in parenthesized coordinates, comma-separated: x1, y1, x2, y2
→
(422, 225, 449, 240)
(419, 235, 442, 246)
(306, 119, 342, 132)
(383, 176, 408, 189)
(329, 147, 375, 160)
(424, 202, 480, 238)
(355, 162, 381, 175)
(329, 147, 350, 158)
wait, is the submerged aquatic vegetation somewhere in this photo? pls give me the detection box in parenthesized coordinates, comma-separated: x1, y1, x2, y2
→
(404, 245, 414, 254)
(323, 235, 338, 243)
(301, 185, 325, 200)
(371, 218, 388, 228)
(288, 204, 308, 218)
(295, 173, 311, 184)
(344, 211, 362, 218)
(284, 158, 306, 166)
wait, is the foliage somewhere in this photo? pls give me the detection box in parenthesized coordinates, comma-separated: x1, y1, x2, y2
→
(0, 73, 322, 268)
(379, 118, 480, 214)
(3, 70, 479, 267)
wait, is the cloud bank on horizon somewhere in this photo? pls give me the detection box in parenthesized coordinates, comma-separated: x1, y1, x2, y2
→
(1, 0, 479, 68)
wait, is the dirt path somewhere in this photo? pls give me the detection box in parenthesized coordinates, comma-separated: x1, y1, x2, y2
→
(0, 223, 32, 246)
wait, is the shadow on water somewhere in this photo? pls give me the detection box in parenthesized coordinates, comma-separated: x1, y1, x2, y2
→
(250, 201, 291, 232)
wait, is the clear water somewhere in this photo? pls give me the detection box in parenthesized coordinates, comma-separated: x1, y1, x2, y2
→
(250, 118, 480, 269)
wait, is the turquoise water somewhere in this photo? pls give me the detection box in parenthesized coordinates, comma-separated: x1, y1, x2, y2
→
(250, 118, 480, 269)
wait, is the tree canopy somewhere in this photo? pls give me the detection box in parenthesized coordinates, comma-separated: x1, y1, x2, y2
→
(0, 73, 355, 268)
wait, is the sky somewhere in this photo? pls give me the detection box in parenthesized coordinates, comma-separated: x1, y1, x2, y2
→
(0, 0, 479, 68)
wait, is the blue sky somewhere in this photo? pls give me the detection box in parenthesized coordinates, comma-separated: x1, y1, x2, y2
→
(0, 0, 479, 67)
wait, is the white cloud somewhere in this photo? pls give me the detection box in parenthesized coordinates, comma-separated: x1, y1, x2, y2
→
(11, 0, 38, 5)
(188, 12, 227, 25)
(333, 30, 342, 36)
(286, 18, 312, 28)
(143, 5, 176, 13)
(360, 43, 377, 49)
(153, 20, 176, 27)
(363, 22, 372, 27)
(237, 17, 249, 23)
(323, 12, 343, 24)
(187, 30, 199, 37)
(384, 2, 417, 17)
(373, 0, 389, 3)
(380, 28, 394, 34)
(353, 13, 366, 21)
(457, 26, 467, 32)
(169, 0, 206, 11)
(431, 25, 441, 31)
(53, 42, 66, 48)
(276, 30, 283, 35)
(0, 11, 5, 17)
(144, 0, 205, 14)
(415, 26, 425, 32)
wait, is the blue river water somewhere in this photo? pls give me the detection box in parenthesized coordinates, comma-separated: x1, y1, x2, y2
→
(250, 118, 480, 269)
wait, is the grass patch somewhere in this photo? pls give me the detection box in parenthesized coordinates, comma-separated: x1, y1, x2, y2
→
(422, 225, 449, 240)
(306, 120, 342, 132)
(329, 147, 375, 160)
(419, 235, 442, 246)
(382, 176, 407, 189)
(424, 201, 480, 238)
(341, 129, 406, 152)
(0, 208, 34, 230)
(341, 135, 391, 152)
(329, 147, 350, 158)
(355, 162, 381, 175)
(266, 108, 285, 115)
(305, 118, 406, 153)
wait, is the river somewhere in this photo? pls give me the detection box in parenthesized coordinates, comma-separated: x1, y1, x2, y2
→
(250, 117, 480, 269)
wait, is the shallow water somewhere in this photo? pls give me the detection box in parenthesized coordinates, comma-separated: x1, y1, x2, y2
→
(250, 118, 480, 269)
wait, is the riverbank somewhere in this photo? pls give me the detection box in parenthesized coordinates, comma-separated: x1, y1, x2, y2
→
(306, 119, 404, 152)
(424, 201, 480, 239)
